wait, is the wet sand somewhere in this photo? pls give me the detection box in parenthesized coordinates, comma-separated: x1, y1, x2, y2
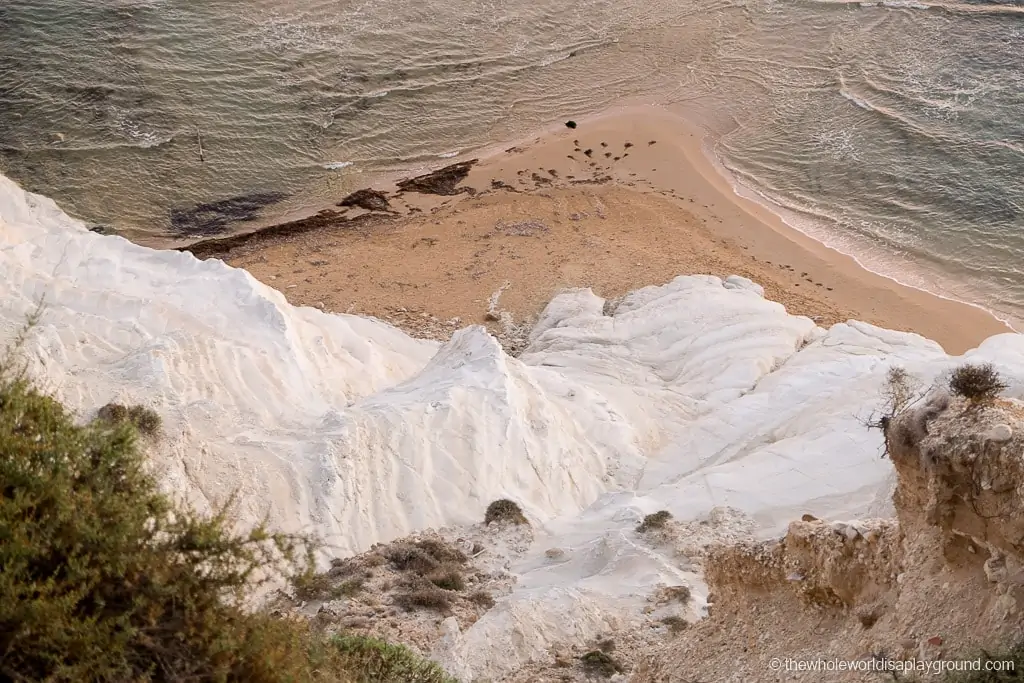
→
(201, 106, 1013, 355)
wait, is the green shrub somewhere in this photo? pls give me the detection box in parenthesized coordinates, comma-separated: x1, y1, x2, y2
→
(637, 510, 673, 533)
(330, 635, 458, 683)
(0, 371, 322, 681)
(484, 499, 529, 526)
(0, 341, 460, 682)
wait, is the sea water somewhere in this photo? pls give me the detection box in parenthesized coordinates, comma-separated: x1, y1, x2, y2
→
(1, 0, 1022, 323)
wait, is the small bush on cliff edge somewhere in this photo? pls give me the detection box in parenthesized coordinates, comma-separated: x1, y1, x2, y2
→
(0, 330, 457, 682)
(948, 363, 1008, 403)
(866, 366, 924, 458)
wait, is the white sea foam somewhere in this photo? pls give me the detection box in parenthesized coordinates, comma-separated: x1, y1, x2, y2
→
(321, 160, 354, 170)
(4, 174, 1024, 678)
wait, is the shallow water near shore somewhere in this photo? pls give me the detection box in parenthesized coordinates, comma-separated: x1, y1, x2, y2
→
(1, 0, 1022, 325)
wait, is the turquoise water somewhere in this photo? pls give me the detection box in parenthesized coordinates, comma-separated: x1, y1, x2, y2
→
(1, 0, 1023, 323)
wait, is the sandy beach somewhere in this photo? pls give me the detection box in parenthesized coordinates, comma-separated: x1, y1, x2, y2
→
(185, 106, 1012, 356)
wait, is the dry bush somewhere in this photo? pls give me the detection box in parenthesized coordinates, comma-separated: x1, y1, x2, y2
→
(484, 499, 529, 526)
(579, 650, 623, 678)
(364, 553, 387, 567)
(427, 564, 466, 591)
(385, 539, 467, 575)
(469, 590, 495, 608)
(866, 366, 925, 458)
(661, 615, 689, 634)
(393, 586, 452, 612)
(97, 402, 162, 438)
(414, 538, 468, 565)
(664, 585, 691, 603)
(637, 510, 673, 533)
(385, 544, 439, 574)
(949, 362, 1007, 402)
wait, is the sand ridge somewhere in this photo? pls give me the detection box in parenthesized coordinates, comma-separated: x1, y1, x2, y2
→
(215, 106, 1011, 355)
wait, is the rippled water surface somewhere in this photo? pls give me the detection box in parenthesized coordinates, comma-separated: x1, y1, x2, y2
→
(1, 0, 1022, 322)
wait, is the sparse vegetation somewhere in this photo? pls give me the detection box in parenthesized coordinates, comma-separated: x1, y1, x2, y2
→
(385, 539, 468, 578)
(664, 585, 692, 603)
(386, 543, 442, 574)
(427, 564, 466, 591)
(661, 615, 689, 634)
(364, 552, 387, 567)
(580, 649, 623, 678)
(330, 634, 459, 683)
(469, 590, 495, 608)
(485, 498, 529, 526)
(393, 586, 453, 612)
(294, 571, 345, 601)
(866, 366, 925, 458)
(637, 510, 673, 533)
(97, 401, 163, 437)
(336, 578, 367, 598)
(949, 363, 1008, 403)
(415, 538, 468, 565)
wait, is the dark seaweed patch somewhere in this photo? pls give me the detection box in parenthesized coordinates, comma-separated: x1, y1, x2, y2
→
(169, 192, 289, 236)
(396, 160, 477, 196)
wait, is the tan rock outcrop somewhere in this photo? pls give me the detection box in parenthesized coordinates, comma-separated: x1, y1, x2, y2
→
(635, 394, 1024, 682)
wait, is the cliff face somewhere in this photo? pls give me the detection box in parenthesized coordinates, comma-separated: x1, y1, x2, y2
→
(8, 171, 1024, 681)
(636, 393, 1024, 682)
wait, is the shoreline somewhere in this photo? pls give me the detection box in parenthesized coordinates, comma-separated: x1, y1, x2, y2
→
(191, 105, 1014, 355)
(698, 126, 1022, 335)
(639, 102, 1021, 335)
